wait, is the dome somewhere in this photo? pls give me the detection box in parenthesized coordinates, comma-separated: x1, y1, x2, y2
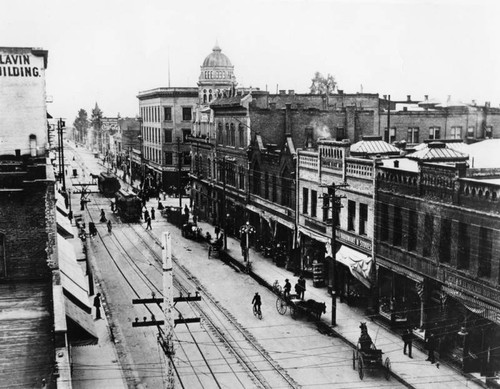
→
(202, 44, 232, 68)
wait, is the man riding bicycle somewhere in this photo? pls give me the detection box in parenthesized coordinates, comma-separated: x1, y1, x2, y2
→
(252, 292, 262, 315)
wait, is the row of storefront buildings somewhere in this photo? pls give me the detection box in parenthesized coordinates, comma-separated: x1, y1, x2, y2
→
(70, 43, 500, 379)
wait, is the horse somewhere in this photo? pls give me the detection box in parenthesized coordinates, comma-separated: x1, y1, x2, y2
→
(305, 299, 326, 320)
(358, 322, 373, 351)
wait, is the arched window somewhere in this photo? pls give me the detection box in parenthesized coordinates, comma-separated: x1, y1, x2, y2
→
(217, 123, 223, 144)
(29, 134, 37, 157)
(238, 124, 244, 147)
(230, 123, 235, 146)
(225, 123, 230, 144)
(252, 162, 261, 196)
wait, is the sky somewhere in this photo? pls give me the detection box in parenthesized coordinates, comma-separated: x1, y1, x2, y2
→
(2, 0, 499, 122)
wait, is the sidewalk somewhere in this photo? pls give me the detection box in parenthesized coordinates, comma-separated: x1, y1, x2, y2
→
(194, 218, 486, 389)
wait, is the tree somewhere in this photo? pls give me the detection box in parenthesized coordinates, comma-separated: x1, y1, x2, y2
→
(91, 103, 104, 152)
(73, 109, 89, 144)
(309, 72, 337, 95)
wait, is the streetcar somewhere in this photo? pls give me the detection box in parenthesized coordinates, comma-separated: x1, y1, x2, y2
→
(115, 189, 142, 222)
(98, 172, 121, 197)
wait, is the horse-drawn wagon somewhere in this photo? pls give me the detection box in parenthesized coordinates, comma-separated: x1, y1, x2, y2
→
(275, 293, 326, 321)
(352, 322, 391, 380)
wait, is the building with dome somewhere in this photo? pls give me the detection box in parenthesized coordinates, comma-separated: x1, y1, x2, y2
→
(136, 43, 238, 194)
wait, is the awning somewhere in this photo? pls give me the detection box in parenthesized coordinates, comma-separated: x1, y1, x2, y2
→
(443, 286, 500, 325)
(65, 297, 98, 346)
(55, 190, 69, 216)
(56, 208, 74, 239)
(298, 226, 330, 245)
(58, 234, 90, 313)
(276, 218, 295, 231)
(336, 245, 372, 288)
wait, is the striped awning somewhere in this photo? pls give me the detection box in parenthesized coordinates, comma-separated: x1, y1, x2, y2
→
(443, 286, 500, 325)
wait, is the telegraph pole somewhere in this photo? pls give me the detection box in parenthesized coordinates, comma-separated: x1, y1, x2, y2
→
(221, 156, 227, 250)
(177, 137, 182, 210)
(132, 232, 200, 388)
(58, 118, 67, 191)
(322, 182, 347, 326)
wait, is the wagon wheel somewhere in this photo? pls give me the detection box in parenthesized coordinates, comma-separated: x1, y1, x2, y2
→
(352, 350, 356, 370)
(358, 354, 364, 380)
(276, 296, 288, 315)
(290, 304, 298, 319)
(384, 357, 391, 380)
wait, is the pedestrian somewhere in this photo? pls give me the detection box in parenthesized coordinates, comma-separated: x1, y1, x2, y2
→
(294, 282, 301, 297)
(146, 216, 152, 230)
(284, 278, 291, 299)
(144, 209, 149, 221)
(215, 225, 220, 239)
(426, 332, 436, 363)
(110, 200, 115, 213)
(68, 210, 73, 224)
(298, 275, 306, 300)
(158, 201, 164, 210)
(107, 220, 112, 234)
(151, 207, 155, 220)
(402, 328, 413, 358)
(100, 209, 107, 222)
(94, 293, 102, 320)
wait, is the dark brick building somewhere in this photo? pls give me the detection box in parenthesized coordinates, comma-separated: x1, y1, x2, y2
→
(375, 153, 500, 377)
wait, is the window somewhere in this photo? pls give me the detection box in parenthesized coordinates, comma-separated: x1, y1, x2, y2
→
(164, 129, 173, 143)
(450, 126, 462, 139)
(457, 222, 470, 269)
(408, 210, 418, 251)
(164, 152, 173, 165)
(423, 214, 434, 257)
(272, 176, 277, 202)
(164, 107, 172, 121)
(384, 127, 396, 143)
(429, 127, 440, 140)
(380, 203, 389, 241)
(439, 218, 452, 263)
(230, 123, 235, 146)
(182, 129, 191, 141)
(407, 127, 419, 143)
(217, 123, 223, 144)
(347, 200, 356, 231)
(359, 203, 368, 236)
(478, 227, 492, 278)
(225, 123, 230, 145)
(303, 188, 309, 214)
(392, 206, 402, 246)
(182, 107, 192, 121)
(238, 124, 244, 147)
(322, 194, 329, 222)
(264, 173, 269, 199)
(311, 190, 317, 217)
(336, 127, 345, 141)
(239, 167, 245, 190)
(467, 126, 475, 138)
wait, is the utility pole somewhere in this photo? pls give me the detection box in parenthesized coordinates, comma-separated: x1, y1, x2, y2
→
(322, 182, 347, 326)
(132, 232, 200, 388)
(387, 95, 391, 143)
(58, 118, 67, 191)
(177, 137, 182, 210)
(221, 156, 227, 250)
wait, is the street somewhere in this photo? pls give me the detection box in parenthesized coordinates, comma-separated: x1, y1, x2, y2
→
(65, 141, 405, 388)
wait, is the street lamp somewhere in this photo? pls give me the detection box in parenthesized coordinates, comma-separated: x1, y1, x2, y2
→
(240, 221, 255, 271)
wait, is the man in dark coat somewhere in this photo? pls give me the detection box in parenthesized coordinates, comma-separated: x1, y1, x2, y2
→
(284, 279, 291, 299)
(298, 275, 306, 300)
(426, 332, 436, 363)
(402, 328, 414, 358)
(94, 293, 102, 320)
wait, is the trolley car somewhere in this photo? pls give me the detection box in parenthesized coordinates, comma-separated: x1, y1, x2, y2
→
(115, 189, 142, 222)
(98, 172, 121, 197)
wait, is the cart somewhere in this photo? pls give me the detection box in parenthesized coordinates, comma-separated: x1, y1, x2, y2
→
(352, 323, 391, 380)
(275, 294, 326, 321)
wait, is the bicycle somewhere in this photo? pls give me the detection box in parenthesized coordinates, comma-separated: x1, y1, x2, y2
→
(253, 304, 262, 320)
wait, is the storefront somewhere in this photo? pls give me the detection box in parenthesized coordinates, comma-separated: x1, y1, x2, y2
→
(335, 245, 372, 307)
(377, 265, 421, 328)
(297, 227, 328, 283)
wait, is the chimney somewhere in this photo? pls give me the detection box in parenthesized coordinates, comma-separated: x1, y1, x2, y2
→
(485, 101, 491, 108)
(383, 95, 387, 100)
(407, 95, 411, 102)
(338, 90, 344, 95)
(285, 103, 292, 135)
(288, 90, 295, 95)
(279, 90, 286, 95)
(424, 95, 428, 101)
